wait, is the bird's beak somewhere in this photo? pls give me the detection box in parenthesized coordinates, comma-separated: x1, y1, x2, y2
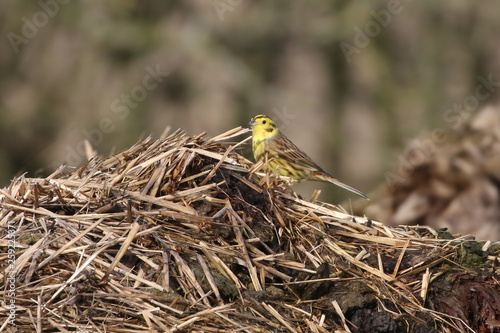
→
(248, 118, 257, 127)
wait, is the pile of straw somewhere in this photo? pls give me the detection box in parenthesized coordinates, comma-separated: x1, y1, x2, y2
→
(1, 127, 499, 332)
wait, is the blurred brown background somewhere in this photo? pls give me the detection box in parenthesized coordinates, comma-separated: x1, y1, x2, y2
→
(2, 1, 500, 236)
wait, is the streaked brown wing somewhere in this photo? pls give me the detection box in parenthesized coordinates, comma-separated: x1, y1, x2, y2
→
(269, 133, 325, 173)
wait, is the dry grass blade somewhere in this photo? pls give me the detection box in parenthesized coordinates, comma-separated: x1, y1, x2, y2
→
(420, 268, 431, 304)
(227, 204, 262, 291)
(261, 302, 298, 333)
(101, 221, 141, 284)
(325, 239, 395, 282)
(392, 239, 410, 278)
(332, 300, 351, 333)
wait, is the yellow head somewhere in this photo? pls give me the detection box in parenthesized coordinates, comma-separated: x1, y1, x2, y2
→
(249, 115, 280, 162)
(249, 114, 279, 140)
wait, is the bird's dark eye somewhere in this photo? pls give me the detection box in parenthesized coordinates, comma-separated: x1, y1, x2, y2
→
(262, 120, 267, 124)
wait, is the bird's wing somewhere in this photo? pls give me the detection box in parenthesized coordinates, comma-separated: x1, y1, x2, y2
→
(270, 133, 325, 172)
(268, 133, 369, 200)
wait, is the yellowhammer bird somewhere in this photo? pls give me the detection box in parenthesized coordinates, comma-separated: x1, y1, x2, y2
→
(249, 114, 369, 200)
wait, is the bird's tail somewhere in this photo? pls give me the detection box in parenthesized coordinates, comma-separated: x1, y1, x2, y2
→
(313, 172, 369, 200)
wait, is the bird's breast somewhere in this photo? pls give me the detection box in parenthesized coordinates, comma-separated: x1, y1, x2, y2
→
(252, 137, 267, 161)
